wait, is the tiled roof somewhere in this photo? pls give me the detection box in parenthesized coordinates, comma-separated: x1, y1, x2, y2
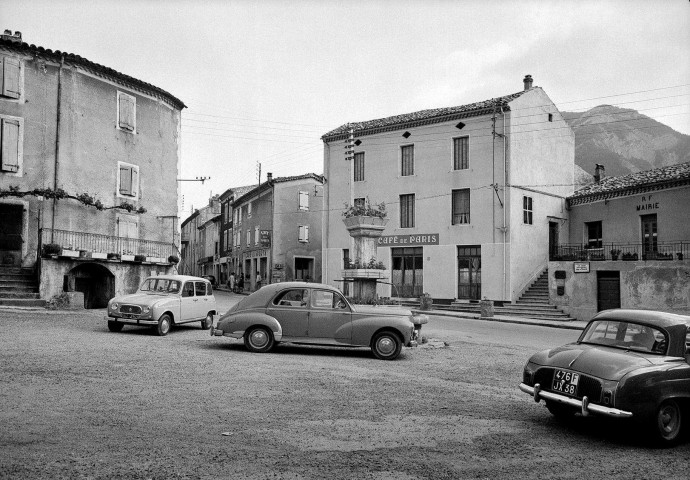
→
(233, 173, 324, 206)
(321, 90, 530, 141)
(0, 38, 185, 109)
(272, 173, 324, 184)
(569, 162, 690, 204)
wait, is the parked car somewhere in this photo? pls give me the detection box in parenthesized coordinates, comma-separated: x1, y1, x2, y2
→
(202, 275, 217, 287)
(105, 275, 217, 336)
(519, 309, 690, 445)
(210, 282, 428, 360)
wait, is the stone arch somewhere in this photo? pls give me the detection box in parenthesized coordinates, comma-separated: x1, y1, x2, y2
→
(65, 263, 115, 309)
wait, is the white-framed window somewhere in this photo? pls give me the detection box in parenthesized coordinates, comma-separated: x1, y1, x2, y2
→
(299, 190, 309, 211)
(246, 229, 250, 246)
(354, 152, 365, 182)
(401, 145, 414, 176)
(255, 226, 260, 245)
(1, 55, 22, 99)
(452, 189, 470, 225)
(298, 225, 309, 243)
(248, 202, 252, 217)
(523, 196, 533, 225)
(117, 161, 139, 199)
(400, 194, 415, 228)
(0, 115, 23, 175)
(453, 136, 469, 170)
(117, 91, 136, 133)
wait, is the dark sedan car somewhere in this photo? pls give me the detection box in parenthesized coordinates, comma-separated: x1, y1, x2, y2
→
(211, 282, 428, 360)
(519, 309, 690, 445)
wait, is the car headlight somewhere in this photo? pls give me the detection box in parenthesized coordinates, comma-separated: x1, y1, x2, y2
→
(142, 306, 150, 313)
(111, 302, 119, 310)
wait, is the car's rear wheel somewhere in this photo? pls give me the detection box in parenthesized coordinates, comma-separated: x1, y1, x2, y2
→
(244, 326, 274, 353)
(652, 399, 682, 445)
(201, 312, 213, 330)
(107, 321, 124, 332)
(371, 331, 402, 360)
(155, 314, 172, 336)
(546, 400, 576, 419)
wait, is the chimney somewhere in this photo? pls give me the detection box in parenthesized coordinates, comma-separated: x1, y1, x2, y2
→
(1, 30, 22, 43)
(594, 164, 605, 183)
(267, 172, 273, 182)
(523, 74, 533, 91)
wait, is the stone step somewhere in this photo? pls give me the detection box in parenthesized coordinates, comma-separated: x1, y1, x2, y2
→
(0, 297, 46, 307)
(0, 284, 38, 293)
(0, 292, 41, 299)
(0, 278, 37, 286)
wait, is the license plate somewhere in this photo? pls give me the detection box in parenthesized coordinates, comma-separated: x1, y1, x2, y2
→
(123, 314, 133, 319)
(552, 369, 579, 396)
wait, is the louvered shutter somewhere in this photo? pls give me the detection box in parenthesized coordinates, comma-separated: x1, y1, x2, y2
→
(118, 94, 135, 131)
(299, 191, 309, 210)
(304, 225, 309, 242)
(2, 57, 21, 99)
(130, 167, 138, 197)
(1, 118, 20, 172)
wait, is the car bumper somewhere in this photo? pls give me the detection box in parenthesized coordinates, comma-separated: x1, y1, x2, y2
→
(210, 325, 283, 341)
(105, 315, 157, 326)
(519, 383, 633, 418)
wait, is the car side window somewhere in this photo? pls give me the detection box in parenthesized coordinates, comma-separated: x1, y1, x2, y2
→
(310, 290, 348, 310)
(182, 282, 195, 297)
(195, 282, 207, 296)
(273, 289, 309, 307)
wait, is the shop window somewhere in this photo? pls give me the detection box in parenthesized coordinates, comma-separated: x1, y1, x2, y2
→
(392, 247, 423, 297)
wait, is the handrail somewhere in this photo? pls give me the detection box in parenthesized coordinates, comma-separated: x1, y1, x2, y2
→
(551, 242, 689, 261)
(40, 228, 174, 258)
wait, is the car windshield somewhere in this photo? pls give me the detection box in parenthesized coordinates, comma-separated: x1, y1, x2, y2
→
(580, 319, 667, 354)
(138, 278, 181, 294)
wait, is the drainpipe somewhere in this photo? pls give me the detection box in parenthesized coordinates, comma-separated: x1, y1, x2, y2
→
(51, 53, 65, 243)
(501, 105, 508, 301)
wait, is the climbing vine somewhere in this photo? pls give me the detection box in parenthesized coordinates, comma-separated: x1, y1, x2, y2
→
(0, 186, 146, 214)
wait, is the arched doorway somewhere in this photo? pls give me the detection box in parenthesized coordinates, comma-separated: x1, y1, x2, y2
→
(65, 263, 115, 309)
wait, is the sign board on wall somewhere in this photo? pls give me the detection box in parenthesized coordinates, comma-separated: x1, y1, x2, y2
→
(377, 233, 440, 246)
(573, 262, 590, 273)
(260, 230, 271, 247)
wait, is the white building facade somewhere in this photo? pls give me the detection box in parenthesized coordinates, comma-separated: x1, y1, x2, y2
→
(321, 76, 575, 303)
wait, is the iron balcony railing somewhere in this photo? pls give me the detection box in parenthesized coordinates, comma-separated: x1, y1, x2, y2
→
(550, 242, 689, 262)
(41, 228, 174, 258)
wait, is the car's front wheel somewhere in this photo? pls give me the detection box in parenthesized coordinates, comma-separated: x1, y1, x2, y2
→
(371, 331, 402, 360)
(155, 314, 172, 336)
(652, 399, 682, 445)
(244, 326, 274, 353)
(107, 321, 124, 332)
(201, 312, 213, 330)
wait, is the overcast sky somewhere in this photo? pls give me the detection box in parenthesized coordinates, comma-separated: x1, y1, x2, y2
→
(4, 0, 689, 216)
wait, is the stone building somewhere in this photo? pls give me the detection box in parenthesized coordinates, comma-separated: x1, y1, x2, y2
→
(550, 162, 690, 320)
(0, 31, 185, 307)
(321, 75, 575, 303)
(232, 173, 324, 291)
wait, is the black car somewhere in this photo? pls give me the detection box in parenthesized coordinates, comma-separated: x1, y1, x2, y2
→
(520, 309, 690, 445)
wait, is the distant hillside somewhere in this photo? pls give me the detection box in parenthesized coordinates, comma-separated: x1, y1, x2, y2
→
(562, 105, 690, 179)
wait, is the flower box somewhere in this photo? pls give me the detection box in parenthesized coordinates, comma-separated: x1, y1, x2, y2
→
(343, 216, 389, 229)
(59, 249, 80, 258)
(342, 269, 389, 279)
(148, 257, 167, 264)
(122, 254, 136, 262)
(90, 252, 108, 260)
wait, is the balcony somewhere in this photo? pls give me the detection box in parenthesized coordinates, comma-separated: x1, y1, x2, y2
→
(550, 242, 689, 262)
(40, 228, 174, 262)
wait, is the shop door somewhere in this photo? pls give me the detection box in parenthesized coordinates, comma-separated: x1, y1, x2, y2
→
(641, 214, 657, 257)
(457, 246, 481, 300)
(391, 247, 423, 298)
(294, 257, 313, 282)
(0, 203, 23, 266)
(549, 221, 559, 260)
(597, 271, 621, 312)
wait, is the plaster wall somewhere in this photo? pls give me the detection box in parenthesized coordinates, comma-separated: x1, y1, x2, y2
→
(549, 260, 690, 321)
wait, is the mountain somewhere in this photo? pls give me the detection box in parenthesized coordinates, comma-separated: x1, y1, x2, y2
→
(562, 105, 690, 179)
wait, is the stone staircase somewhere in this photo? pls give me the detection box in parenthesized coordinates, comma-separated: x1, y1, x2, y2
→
(0, 266, 46, 308)
(434, 270, 576, 321)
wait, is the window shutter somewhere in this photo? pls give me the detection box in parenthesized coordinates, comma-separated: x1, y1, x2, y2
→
(304, 225, 309, 242)
(119, 166, 132, 195)
(131, 167, 138, 197)
(1, 118, 20, 172)
(2, 57, 21, 99)
(119, 94, 135, 131)
(299, 191, 309, 210)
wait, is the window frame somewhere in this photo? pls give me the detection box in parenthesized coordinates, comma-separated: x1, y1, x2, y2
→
(298, 225, 310, 243)
(399, 193, 415, 228)
(452, 136, 469, 170)
(523, 196, 533, 225)
(452, 189, 471, 225)
(401, 145, 414, 176)
(116, 91, 136, 133)
(586, 220, 603, 248)
(1, 55, 22, 100)
(117, 161, 140, 200)
(299, 190, 309, 211)
(0, 115, 23, 176)
(353, 152, 365, 182)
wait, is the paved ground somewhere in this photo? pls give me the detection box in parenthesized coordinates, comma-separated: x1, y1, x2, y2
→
(1, 306, 687, 479)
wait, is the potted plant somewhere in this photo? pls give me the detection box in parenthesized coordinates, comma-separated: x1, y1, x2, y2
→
(107, 252, 121, 261)
(610, 249, 621, 261)
(168, 255, 179, 264)
(342, 198, 388, 229)
(42, 243, 62, 258)
(134, 254, 146, 263)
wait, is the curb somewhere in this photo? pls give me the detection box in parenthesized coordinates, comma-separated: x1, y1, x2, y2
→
(412, 309, 587, 331)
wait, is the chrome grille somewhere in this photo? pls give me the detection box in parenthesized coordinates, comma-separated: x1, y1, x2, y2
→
(120, 305, 142, 314)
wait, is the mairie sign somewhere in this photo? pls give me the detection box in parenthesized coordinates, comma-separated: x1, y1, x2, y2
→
(377, 233, 439, 246)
